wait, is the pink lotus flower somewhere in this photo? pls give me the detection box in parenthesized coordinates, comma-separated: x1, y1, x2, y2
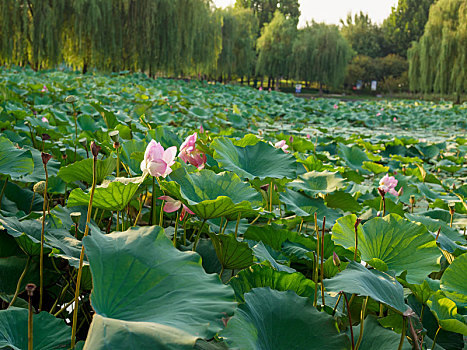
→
(376, 112, 381, 117)
(379, 174, 399, 196)
(41, 85, 48, 93)
(259, 87, 263, 91)
(393, 117, 397, 122)
(333, 104, 339, 109)
(159, 196, 194, 221)
(179, 132, 207, 169)
(380, 108, 384, 111)
(140, 140, 177, 178)
(41, 116, 49, 123)
(289, 135, 294, 143)
(306, 134, 311, 140)
(274, 140, 289, 153)
(199, 125, 204, 134)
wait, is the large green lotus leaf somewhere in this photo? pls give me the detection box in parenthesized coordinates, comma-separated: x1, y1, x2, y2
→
(287, 171, 345, 196)
(426, 292, 467, 335)
(221, 288, 349, 350)
(351, 315, 411, 350)
(58, 156, 116, 184)
(405, 214, 467, 254)
(67, 176, 143, 211)
(337, 143, 369, 173)
(83, 225, 236, 344)
(120, 139, 147, 175)
(162, 168, 261, 219)
(324, 261, 410, 315)
(280, 189, 343, 228)
(211, 137, 298, 180)
(209, 233, 255, 270)
(324, 190, 362, 212)
(84, 315, 198, 350)
(440, 253, 467, 307)
(0, 215, 51, 256)
(0, 137, 34, 180)
(250, 241, 295, 273)
(229, 264, 315, 302)
(332, 214, 441, 284)
(0, 307, 71, 350)
(244, 223, 315, 251)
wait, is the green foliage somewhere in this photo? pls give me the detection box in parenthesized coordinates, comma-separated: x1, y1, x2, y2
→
(383, 0, 435, 57)
(256, 11, 297, 81)
(235, 0, 300, 30)
(341, 12, 387, 58)
(408, 0, 467, 94)
(291, 23, 353, 89)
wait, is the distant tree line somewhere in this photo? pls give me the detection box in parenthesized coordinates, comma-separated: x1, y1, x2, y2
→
(0, 0, 465, 95)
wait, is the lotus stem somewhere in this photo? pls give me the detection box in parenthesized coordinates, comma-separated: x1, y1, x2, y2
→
(192, 219, 207, 251)
(397, 316, 408, 350)
(159, 199, 164, 227)
(355, 296, 369, 350)
(151, 176, 156, 225)
(379, 303, 384, 317)
(26, 284, 36, 350)
(431, 326, 441, 350)
(269, 180, 274, 212)
(313, 212, 319, 307)
(28, 191, 35, 213)
(9, 256, 31, 308)
(250, 214, 261, 225)
(173, 211, 180, 247)
(298, 218, 304, 233)
(116, 147, 120, 177)
(221, 220, 229, 234)
(332, 292, 342, 316)
(343, 292, 355, 350)
(72, 102, 78, 162)
(70, 142, 99, 349)
(234, 212, 241, 238)
(39, 161, 49, 311)
(116, 211, 119, 231)
(320, 216, 326, 306)
(0, 177, 8, 208)
(313, 252, 318, 307)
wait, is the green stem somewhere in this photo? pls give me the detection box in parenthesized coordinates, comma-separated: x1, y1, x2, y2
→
(116, 147, 120, 177)
(39, 164, 49, 311)
(50, 280, 70, 314)
(192, 219, 207, 251)
(173, 211, 180, 247)
(0, 177, 8, 209)
(320, 217, 326, 306)
(70, 152, 98, 349)
(379, 303, 384, 317)
(343, 293, 355, 350)
(234, 212, 241, 238)
(151, 176, 156, 225)
(431, 326, 441, 350)
(332, 292, 342, 316)
(73, 103, 77, 162)
(116, 211, 119, 231)
(313, 252, 318, 307)
(269, 180, 274, 212)
(159, 200, 164, 227)
(28, 294, 33, 350)
(355, 296, 369, 350)
(9, 256, 31, 308)
(397, 316, 407, 350)
(28, 191, 36, 213)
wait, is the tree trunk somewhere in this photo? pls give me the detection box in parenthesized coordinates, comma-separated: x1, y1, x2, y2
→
(240, 76, 244, 85)
(319, 83, 323, 97)
(82, 62, 88, 75)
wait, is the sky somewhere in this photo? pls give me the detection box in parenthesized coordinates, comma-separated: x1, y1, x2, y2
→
(212, 0, 399, 27)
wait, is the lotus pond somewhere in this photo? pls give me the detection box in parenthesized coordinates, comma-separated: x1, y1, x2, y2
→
(0, 67, 466, 350)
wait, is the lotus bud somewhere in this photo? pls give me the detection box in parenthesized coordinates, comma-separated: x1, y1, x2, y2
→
(41, 133, 50, 141)
(90, 141, 101, 158)
(332, 252, 341, 267)
(354, 217, 362, 231)
(397, 187, 404, 196)
(25, 283, 36, 297)
(79, 138, 87, 148)
(409, 195, 415, 206)
(109, 130, 119, 143)
(70, 212, 81, 225)
(452, 183, 456, 190)
(376, 211, 381, 217)
(41, 152, 52, 165)
(448, 203, 455, 215)
(65, 95, 77, 104)
(33, 181, 46, 194)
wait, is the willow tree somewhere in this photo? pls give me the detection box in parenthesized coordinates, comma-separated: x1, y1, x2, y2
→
(408, 0, 467, 98)
(215, 7, 257, 81)
(291, 23, 353, 93)
(0, 0, 69, 69)
(256, 10, 297, 88)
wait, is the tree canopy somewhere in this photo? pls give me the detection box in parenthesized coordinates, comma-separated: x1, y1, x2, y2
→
(235, 0, 300, 30)
(408, 0, 467, 95)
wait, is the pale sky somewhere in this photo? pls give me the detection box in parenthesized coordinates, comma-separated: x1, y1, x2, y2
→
(212, 0, 399, 27)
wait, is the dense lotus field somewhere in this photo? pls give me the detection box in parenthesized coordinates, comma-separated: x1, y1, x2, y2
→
(0, 67, 466, 350)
